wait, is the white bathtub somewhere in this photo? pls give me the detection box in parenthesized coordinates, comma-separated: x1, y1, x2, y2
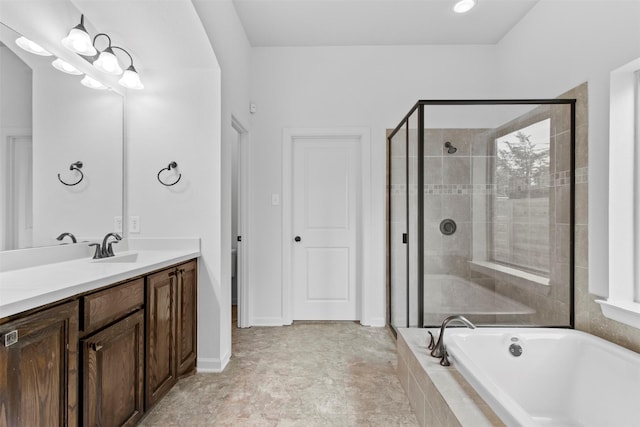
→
(444, 328, 640, 427)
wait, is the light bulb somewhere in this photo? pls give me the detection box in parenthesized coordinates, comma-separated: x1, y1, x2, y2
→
(52, 58, 82, 75)
(15, 36, 52, 56)
(453, 0, 477, 13)
(81, 75, 107, 90)
(119, 66, 144, 90)
(62, 28, 97, 56)
(93, 48, 123, 75)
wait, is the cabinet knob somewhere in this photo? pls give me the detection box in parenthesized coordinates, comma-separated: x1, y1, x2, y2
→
(294, 236, 302, 242)
(91, 343, 103, 352)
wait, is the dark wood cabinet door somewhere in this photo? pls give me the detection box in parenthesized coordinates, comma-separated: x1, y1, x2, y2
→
(145, 268, 177, 409)
(176, 260, 197, 376)
(82, 310, 144, 427)
(0, 300, 78, 427)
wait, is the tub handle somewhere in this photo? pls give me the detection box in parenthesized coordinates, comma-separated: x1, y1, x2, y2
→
(439, 351, 451, 367)
(427, 331, 435, 350)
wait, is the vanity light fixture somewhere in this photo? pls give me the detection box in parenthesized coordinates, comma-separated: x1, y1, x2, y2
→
(15, 36, 52, 56)
(114, 48, 144, 90)
(92, 34, 123, 75)
(453, 0, 477, 13)
(52, 58, 83, 75)
(62, 15, 144, 90)
(62, 14, 97, 56)
(81, 75, 107, 90)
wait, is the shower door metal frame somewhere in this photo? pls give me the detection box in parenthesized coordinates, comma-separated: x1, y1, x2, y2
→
(387, 99, 576, 332)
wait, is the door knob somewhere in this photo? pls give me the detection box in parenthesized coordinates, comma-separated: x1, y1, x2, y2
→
(294, 236, 301, 242)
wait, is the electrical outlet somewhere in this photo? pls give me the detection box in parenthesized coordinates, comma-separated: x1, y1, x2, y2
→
(114, 216, 123, 233)
(129, 216, 140, 233)
(271, 194, 280, 206)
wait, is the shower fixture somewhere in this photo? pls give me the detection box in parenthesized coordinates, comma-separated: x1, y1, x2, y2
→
(444, 141, 457, 154)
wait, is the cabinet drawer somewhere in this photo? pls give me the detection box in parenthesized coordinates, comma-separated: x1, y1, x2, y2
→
(83, 278, 144, 334)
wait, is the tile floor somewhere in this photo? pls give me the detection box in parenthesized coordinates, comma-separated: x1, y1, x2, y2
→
(139, 312, 418, 426)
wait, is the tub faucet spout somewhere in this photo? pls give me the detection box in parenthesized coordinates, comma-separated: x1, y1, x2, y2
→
(431, 315, 476, 359)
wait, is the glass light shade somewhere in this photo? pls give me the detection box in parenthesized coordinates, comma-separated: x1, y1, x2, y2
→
(52, 58, 82, 75)
(118, 66, 144, 90)
(453, 0, 477, 13)
(15, 36, 52, 56)
(81, 75, 107, 90)
(62, 28, 97, 56)
(93, 48, 123, 75)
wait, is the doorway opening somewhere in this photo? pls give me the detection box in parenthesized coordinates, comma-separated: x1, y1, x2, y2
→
(231, 116, 250, 328)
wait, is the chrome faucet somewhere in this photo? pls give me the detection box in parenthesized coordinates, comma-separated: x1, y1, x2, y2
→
(56, 232, 77, 243)
(430, 315, 476, 366)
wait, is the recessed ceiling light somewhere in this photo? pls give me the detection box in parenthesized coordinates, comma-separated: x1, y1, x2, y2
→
(453, 0, 477, 14)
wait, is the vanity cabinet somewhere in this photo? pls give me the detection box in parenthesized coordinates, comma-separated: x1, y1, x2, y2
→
(146, 260, 197, 409)
(0, 300, 79, 427)
(80, 279, 145, 427)
(0, 257, 197, 426)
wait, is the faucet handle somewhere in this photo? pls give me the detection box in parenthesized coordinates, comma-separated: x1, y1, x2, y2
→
(439, 351, 451, 367)
(89, 243, 103, 259)
(427, 331, 435, 350)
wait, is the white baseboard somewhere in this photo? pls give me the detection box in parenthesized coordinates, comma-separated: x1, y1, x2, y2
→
(362, 317, 386, 327)
(251, 317, 285, 326)
(197, 351, 230, 373)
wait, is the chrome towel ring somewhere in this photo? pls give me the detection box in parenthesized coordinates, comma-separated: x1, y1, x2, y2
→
(58, 161, 84, 186)
(157, 161, 181, 186)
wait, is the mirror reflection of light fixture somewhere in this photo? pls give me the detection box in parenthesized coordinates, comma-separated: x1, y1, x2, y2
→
(15, 36, 52, 56)
(52, 58, 83, 75)
(62, 14, 97, 56)
(92, 34, 123, 75)
(81, 75, 107, 90)
(453, 0, 477, 13)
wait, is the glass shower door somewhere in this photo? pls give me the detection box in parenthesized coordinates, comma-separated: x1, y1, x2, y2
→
(388, 106, 421, 329)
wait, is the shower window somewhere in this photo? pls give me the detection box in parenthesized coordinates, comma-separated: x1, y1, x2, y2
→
(492, 119, 551, 276)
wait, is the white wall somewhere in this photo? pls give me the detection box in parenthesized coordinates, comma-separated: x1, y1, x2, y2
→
(495, 0, 640, 297)
(33, 69, 122, 246)
(249, 45, 500, 325)
(73, 0, 228, 369)
(192, 0, 252, 356)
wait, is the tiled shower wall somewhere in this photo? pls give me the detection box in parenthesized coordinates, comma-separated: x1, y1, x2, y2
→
(422, 128, 498, 325)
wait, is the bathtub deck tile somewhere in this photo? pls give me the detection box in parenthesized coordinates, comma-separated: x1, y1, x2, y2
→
(397, 328, 504, 427)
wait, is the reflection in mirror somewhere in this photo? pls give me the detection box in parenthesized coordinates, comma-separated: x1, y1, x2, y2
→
(0, 22, 124, 251)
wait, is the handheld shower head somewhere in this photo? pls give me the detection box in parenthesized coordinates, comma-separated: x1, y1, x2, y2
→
(444, 141, 457, 154)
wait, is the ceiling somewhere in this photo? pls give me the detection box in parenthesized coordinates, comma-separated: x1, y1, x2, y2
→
(232, 0, 540, 47)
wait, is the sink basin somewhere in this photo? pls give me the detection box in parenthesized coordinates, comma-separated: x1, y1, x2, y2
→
(91, 253, 139, 263)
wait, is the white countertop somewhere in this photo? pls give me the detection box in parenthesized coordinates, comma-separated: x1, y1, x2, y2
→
(0, 238, 200, 318)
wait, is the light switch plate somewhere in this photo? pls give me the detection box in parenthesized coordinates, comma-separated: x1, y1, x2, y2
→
(271, 194, 280, 206)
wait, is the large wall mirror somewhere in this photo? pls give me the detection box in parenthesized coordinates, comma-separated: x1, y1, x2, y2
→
(0, 21, 124, 251)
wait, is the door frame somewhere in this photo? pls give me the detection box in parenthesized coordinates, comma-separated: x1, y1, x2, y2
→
(282, 128, 371, 325)
(231, 116, 252, 328)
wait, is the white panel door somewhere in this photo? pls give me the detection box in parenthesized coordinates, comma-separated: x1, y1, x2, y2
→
(292, 137, 359, 320)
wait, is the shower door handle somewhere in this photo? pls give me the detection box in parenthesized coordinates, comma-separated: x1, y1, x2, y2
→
(294, 236, 302, 242)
